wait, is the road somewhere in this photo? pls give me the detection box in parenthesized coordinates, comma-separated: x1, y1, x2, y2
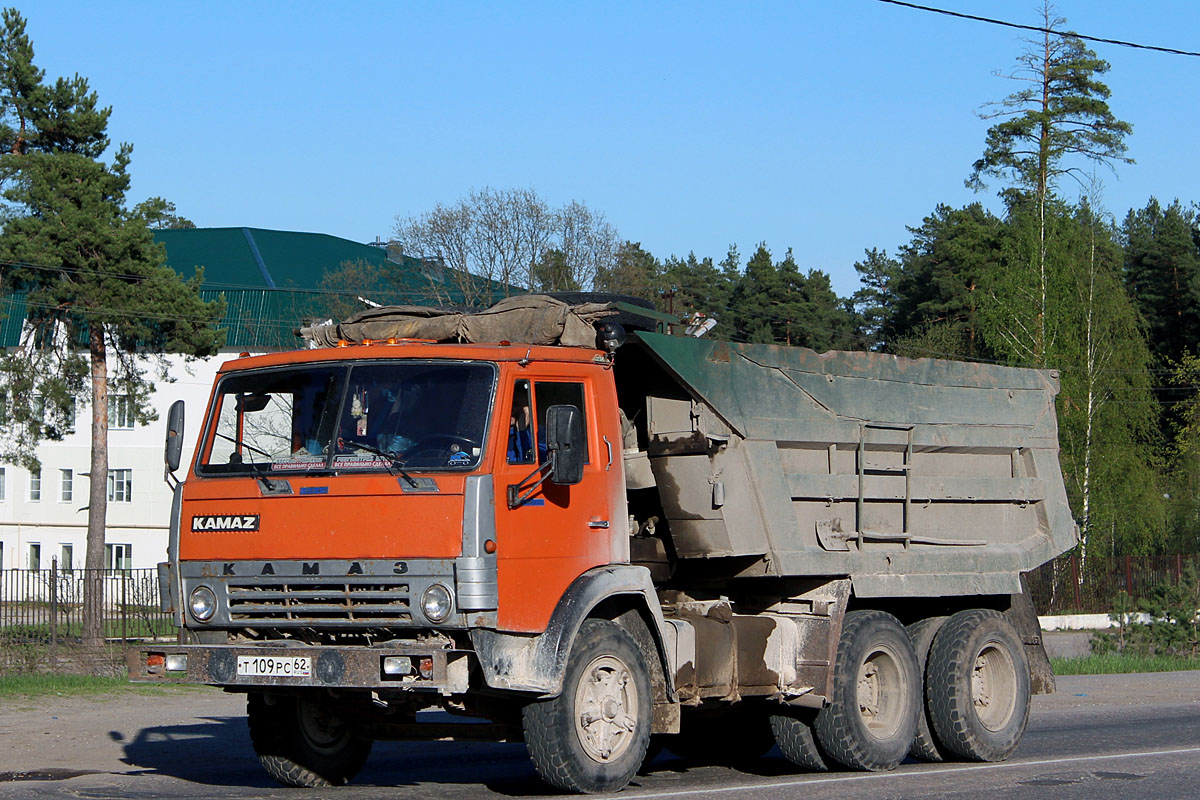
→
(2, 671, 1198, 799)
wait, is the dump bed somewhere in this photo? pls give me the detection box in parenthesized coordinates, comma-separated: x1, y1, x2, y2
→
(627, 332, 1078, 598)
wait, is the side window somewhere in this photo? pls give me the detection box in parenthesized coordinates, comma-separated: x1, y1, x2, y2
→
(507, 380, 535, 465)
(534, 382, 589, 463)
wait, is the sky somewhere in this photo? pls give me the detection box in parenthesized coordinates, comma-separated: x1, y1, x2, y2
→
(19, 1, 1200, 298)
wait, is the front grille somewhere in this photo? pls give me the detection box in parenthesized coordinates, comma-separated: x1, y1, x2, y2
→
(227, 579, 411, 625)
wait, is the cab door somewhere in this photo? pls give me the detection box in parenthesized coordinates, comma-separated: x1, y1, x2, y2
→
(492, 366, 622, 632)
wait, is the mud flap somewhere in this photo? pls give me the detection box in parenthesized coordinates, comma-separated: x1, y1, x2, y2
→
(1008, 573, 1055, 695)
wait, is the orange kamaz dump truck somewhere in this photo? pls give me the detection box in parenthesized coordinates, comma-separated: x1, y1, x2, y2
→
(130, 295, 1077, 793)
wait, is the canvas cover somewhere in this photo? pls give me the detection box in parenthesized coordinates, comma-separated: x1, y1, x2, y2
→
(301, 295, 618, 349)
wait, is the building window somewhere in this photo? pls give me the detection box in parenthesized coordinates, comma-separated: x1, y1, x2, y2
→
(60, 543, 73, 572)
(28, 543, 40, 571)
(109, 395, 134, 429)
(108, 469, 132, 502)
(105, 543, 132, 573)
(60, 469, 73, 503)
(29, 468, 41, 502)
(0, 466, 5, 501)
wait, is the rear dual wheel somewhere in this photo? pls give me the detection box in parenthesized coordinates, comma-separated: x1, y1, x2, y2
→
(907, 615, 948, 761)
(773, 610, 920, 772)
(925, 609, 1030, 762)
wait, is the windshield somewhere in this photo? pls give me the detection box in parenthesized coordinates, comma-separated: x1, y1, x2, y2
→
(197, 361, 496, 475)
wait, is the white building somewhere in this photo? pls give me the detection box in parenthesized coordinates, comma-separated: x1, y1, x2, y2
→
(0, 353, 224, 573)
(0, 227, 443, 573)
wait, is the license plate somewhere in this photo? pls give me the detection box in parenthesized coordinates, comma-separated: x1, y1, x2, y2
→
(236, 655, 311, 678)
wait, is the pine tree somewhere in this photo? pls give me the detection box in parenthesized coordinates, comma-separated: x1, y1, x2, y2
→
(593, 241, 661, 301)
(1122, 198, 1200, 364)
(893, 204, 1004, 359)
(728, 243, 782, 344)
(851, 247, 900, 350)
(0, 9, 224, 650)
(967, 2, 1132, 365)
(659, 251, 730, 323)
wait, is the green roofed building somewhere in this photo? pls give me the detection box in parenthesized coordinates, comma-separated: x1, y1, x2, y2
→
(1, 226, 507, 350)
(155, 227, 395, 290)
(156, 227, 505, 350)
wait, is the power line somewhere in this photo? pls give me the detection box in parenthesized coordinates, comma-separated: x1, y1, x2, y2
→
(874, 0, 1200, 58)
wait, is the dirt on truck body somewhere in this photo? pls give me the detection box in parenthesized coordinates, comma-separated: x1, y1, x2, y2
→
(130, 294, 1077, 793)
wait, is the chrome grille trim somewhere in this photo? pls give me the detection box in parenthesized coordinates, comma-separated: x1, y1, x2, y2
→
(227, 579, 411, 623)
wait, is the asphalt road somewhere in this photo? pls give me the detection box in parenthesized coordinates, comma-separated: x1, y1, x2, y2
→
(2, 671, 1199, 799)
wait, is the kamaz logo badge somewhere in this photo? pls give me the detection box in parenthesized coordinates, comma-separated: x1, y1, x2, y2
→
(192, 514, 260, 532)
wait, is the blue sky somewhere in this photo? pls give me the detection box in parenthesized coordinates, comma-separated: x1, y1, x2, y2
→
(22, 1, 1200, 297)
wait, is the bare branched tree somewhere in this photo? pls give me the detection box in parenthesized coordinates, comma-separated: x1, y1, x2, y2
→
(394, 187, 618, 301)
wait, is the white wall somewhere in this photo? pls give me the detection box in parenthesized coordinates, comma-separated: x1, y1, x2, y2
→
(0, 350, 258, 572)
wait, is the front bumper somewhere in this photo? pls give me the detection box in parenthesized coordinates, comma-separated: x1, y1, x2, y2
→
(127, 643, 471, 694)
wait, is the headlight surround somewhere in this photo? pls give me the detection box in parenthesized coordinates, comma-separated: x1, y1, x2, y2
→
(421, 583, 453, 623)
(189, 585, 217, 622)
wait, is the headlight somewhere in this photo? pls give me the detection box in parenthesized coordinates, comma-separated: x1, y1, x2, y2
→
(421, 584, 453, 623)
(189, 585, 217, 622)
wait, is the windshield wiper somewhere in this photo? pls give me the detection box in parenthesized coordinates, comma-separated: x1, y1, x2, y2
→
(342, 439, 420, 488)
(213, 432, 287, 491)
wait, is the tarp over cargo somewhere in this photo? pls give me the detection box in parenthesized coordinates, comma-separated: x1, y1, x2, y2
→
(300, 295, 618, 349)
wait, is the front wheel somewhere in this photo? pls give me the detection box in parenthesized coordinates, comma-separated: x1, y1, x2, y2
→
(247, 693, 372, 787)
(812, 610, 920, 771)
(926, 609, 1030, 762)
(522, 619, 652, 793)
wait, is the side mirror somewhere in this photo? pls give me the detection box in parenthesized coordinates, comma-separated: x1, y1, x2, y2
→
(165, 400, 185, 473)
(546, 404, 584, 485)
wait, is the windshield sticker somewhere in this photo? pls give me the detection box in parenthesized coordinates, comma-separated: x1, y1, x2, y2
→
(333, 455, 394, 469)
(448, 451, 473, 465)
(270, 457, 327, 471)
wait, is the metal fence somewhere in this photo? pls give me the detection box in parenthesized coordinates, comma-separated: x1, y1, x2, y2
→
(0, 564, 175, 673)
(1026, 553, 1200, 615)
(3, 555, 1199, 671)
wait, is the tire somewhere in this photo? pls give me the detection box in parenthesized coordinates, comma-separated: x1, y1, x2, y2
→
(769, 708, 830, 772)
(907, 616, 948, 762)
(812, 610, 920, 771)
(926, 609, 1030, 762)
(247, 693, 372, 787)
(522, 619, 652, 793)
(665, 704, 775, 765)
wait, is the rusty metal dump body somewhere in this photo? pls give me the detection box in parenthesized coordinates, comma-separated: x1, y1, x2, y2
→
(629, 332, 1077, 598)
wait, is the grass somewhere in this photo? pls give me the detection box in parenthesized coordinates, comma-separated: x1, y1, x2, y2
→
(0, 672, 216, 700)
(1052, 652, 1200, 675)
